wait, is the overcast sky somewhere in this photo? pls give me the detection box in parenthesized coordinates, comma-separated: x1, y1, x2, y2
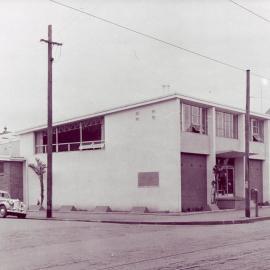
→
(2, 0, 270, 131)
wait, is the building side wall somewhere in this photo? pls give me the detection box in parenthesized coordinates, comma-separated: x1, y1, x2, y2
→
(20, 99, 181, 211)
(206, 107, 216, 205)
(0, 141, 20, 156)
(234, 157, 245, 198)
(181, 133, 209, 154)
(216, 137, 241, 152)
(250, 142, 265, 160)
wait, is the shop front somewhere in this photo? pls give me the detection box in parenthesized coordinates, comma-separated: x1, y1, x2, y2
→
(215, 152, 245, 209)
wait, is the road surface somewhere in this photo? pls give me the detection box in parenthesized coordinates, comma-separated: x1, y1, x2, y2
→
(1, 217, 270, 269)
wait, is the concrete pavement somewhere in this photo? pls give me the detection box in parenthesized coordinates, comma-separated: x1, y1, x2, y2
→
(25, 206, 270, 225)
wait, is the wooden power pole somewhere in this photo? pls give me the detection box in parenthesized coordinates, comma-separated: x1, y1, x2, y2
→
(245, 69, 250, 218)
(41, 25, 62, 218)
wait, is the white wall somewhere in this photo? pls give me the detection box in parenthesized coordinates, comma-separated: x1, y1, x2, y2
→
(20, 99, 181, 211)
(250, 142, 265, 160)
(216, 137, 241, 153)
(234, 157, 245, 198)
(181, 132, 209, 154)
(0, 141, 20, 156)
(206, 107, 215, 205)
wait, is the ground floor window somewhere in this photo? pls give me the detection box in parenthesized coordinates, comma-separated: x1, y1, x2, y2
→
(35, 117, 105, 153)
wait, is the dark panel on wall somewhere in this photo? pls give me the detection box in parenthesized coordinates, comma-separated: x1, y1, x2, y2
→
(249, 160, 263, 203)
(10, 162, 23, 201)
(138, 172, 159, 187)
(181, 153, 207, 211)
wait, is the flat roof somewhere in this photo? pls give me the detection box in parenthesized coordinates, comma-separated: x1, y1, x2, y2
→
(17, 92, 270, 135)
(0, 156, 25, 162)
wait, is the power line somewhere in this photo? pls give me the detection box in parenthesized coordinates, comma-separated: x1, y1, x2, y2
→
(49, 0, 270, 81)
(228, 0, 270, 24)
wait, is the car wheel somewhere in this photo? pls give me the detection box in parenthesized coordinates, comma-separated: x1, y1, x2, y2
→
(17, 214, 26, 219)
(0, 205, 7, 218)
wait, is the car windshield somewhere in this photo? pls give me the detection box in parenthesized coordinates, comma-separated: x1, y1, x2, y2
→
(0, 192, 10, 198)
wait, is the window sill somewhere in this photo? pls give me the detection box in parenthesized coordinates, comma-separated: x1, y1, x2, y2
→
(35, 147, 105, 154)
(250, 140, 264, 144)
(182, 131, 208, 136)
(216, 136, 238, 140)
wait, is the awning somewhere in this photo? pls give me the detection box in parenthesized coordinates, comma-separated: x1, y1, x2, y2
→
(216, 151, 257, 158)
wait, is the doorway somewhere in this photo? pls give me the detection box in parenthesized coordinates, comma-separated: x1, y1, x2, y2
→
(217, 165, 234, 197)
(216, 158, 235, 197)
(181, 153, 207, 211)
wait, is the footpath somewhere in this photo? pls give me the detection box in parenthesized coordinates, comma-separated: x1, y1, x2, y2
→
(26, 206, 270, 225)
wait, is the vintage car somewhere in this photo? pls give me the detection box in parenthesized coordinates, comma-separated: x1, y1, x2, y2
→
(0, 190, 26, 218)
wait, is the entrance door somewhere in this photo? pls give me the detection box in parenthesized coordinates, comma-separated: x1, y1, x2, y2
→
(217, 166, 234, 197)
(181, 153, 207, 211)
(249, 160, 263, 203)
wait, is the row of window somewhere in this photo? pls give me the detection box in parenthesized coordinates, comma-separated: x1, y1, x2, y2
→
(35, 117, 104, 153)
(34, 105, 265, 154)
(181, 103, 264, 142)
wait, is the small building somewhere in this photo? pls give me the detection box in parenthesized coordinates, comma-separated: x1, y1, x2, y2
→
(18, 93, 270, 212)
(0, 156, 25, 201)
(0, 128, 25, 201)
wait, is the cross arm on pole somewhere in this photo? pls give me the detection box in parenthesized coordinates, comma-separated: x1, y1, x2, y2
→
(40, 39, 63, 46)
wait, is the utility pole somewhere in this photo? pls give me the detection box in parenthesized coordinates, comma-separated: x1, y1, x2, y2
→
(41, 25, 62, 218)
(245, 69, 250, 218)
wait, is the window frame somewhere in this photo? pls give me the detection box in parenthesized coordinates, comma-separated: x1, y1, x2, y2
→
(182, 103, 207, 135)
(34, 116, 105, 154)
(216, 111, 238, 139)
(250, 118, 264, 142)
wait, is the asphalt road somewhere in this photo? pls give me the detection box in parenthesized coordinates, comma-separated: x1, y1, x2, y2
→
(1, 218, 270, 270)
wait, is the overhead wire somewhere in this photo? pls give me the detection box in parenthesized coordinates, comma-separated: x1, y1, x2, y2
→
(228, 0, 270, 24)
(49, 0, 270, 81)
(227, 0, 270, 109)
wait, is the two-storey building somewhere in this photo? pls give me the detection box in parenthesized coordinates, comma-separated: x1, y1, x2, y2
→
(18, 93, 270, 212)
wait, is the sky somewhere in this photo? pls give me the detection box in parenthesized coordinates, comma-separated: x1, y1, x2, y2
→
(2, 0, 270, 131)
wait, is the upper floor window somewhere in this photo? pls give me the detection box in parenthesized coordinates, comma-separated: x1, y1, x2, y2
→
(216, 111, 238, 139)
(182, 103, 207, 134)
(35, 116, 105, 154)
(251, 118, 264, 142)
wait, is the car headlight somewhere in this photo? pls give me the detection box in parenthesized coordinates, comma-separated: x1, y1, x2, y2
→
(8, 200, 14, 207)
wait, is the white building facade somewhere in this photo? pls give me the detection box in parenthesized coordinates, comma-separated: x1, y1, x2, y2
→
(18, 94, 270, 212)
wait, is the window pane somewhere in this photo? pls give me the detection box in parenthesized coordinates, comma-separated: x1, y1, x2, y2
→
(183, 104, 191, 131)
(201, 108, 207, 134)
(233, 115, 238, 139)
(250, 118, 264, 142)
(182, 103, 207, 134)
(82, 124, 102, 142)
(191, 106, 200, 125)
(216, 111, 236, 138)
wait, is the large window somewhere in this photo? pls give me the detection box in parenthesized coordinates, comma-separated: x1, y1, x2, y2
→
(251, 118, 264, 142)
(216, 111, 238, 139)
(182, 103, 207, 134)
(35, 117, 104, 153)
